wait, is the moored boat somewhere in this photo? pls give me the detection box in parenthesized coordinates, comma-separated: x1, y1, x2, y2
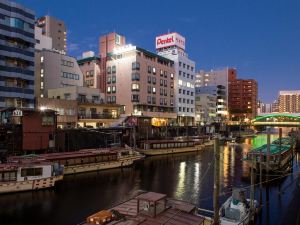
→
(137, 139, 204, 156)
(81, 191, 208, 225)
(219, 188, 257, 225)
(0, 159, 63, 194)
(244, 137, 295, 172)
(9, 147, 143, 175)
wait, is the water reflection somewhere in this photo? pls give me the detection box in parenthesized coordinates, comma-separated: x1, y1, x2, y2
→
(0, 134, 299, 225)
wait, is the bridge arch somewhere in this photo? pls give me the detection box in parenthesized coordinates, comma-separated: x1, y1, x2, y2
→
(252, 114, 300, 126)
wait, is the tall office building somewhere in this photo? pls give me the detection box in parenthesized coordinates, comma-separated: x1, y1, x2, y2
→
(278, 90, 300, 113)
(0, 0, 35, 108)
(36, 15, 67, 52)
(156, 32, 196, 125)
(228, 72, 258, 119)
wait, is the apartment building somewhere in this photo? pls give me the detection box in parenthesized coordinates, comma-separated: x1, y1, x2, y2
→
(279, 90, 300, 113)
(0, 0, 35, 108)
(105, 44, 177, 126)
(156, 33, 195, 125)
(35, 49, 83, 98)
(36, 15, 67, 52)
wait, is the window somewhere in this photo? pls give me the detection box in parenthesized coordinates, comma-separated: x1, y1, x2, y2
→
(191, 66, 194, 71)
(148, 76, 151, 83)
(164, 80, 167, 87)
(107, 86, 111, 93)
(112, 76, 116, 83)
(132, 83, 140, 91)
(164, 71, 167, 78)
(107, 77, 111, 84)
(152, 97, 156, 104)
(21, 168, 43, 177)
(132, 73, 140, 81)
(179, 71, 182, 76)
(191, 92, 194, 96)
(170, 91, 174, 97)
(191, 100, 194, 104)
(164, 98, 167, 105)
(160, 98, 163, 105)
(179, 98, 182, 103)
(112, 86, 116, 93)
(152, 87, 156, 94)
(183, 72, 185, 77)
(191, 75, 194, 80)
(170, 73, 174, 79)
(183, 98, 186, 103)
(179, 62, 182, 67)
(107, 66, 111, 74)
(187, 108, 189, 112)
(160, 79, 163, 86)
(90, 70, 94, 77)
(111, 96, 116, 103)
(183, 63, 186, 68)
(152, 77, 156, 84)
(86, 71, 90, 77)
(183, 107, 186, 112)
(152, 67, 156, 74)
(40, 81, 44, 89)
(187, 91, 190, 95)
(164, 89, 167, 96)
(191, 108, 194, 113)
(132, 62, 140, 70)
(40, 69, 44, 77)
(178, 80, 183, 86)
(131, 94, 139, 102)
(107, 96, 111, 103)
(187, 65, 190, 70)
(160, 88, 163, 95)
(112, 65, 116, 74)
(42, 116, 54, 125)
(183, 90, 186, 94)
(40, 56, 44, 63)
(147, 96, 151, 104)
(160, 70, 163, 76)
(187, 74, 190, 78)
(187, 99, 190, 104)
(179, 107, 182, 112)
(170, 99, 174, 106)
(148, 86, 152, 93)
(148, 66, 152, 73)
(179, 89, 182, 94)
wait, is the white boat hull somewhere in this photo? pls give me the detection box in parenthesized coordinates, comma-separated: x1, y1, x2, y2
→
(0, 175, 63, 194)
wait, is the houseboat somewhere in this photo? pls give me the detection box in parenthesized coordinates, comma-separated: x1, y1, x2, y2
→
(9, 147, 143, 175)
(138, 139, 204, 156)
(81, 191, 209, 225)
(0, 159, 63, 194)
(244, 137, 295, 172)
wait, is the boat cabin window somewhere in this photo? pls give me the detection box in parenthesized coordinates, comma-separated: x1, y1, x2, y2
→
(0, 171, 17, 182)
(21, 167, 43, 177)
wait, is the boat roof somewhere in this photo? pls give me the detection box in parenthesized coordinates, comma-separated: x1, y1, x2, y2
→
(141, 139, 195, 144)
(250, 144, 290, 155)
(136, 192, 166, 202)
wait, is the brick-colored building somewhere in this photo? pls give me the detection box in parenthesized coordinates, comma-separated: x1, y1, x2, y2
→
(0, 108, 57, 153)
(278, 90, 300, 113)
(228, 72, 258, 120)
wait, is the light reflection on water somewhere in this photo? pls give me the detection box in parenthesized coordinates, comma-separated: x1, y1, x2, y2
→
(0, 134, 299, 225)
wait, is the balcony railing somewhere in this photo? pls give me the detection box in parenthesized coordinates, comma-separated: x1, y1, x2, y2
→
(77, 98, 105, 104)
(78, 113, 119, 120)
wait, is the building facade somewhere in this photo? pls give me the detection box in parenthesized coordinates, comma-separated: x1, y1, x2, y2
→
(48, 86, 121, 128)
(35, 49, 83, 98)
(36, 15, 66, 52)
(228, 74, 258, 120)
(77, 51, 101, 89)
(105, 44, 177, 125)
(0, 0, 35, 108)
(156, 33, 195, 125)
(279, 90, 300, 113)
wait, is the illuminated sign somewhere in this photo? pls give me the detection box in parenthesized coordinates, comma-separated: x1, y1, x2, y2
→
(12, 109, 23, 117)
(156, 33, 185, 50)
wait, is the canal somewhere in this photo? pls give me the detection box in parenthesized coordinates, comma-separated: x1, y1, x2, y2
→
(0, 134, 299, 225)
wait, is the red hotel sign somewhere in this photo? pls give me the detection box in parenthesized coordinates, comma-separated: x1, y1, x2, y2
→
(156, 33, 185, 50)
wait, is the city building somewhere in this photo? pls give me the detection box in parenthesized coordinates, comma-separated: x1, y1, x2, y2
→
(36, 15, 67, 52)
(48, 86, 122, 128)
(257, 101, 272, 114)
(0, 0, 35, 108)
(36, 97, 77, 128)
(77, 51, 101, 89)
(278, 90, 300, 113)
(35, 49, 83, 98)
(98, 32, 126, 95)
(228, 72, 258, 120)
(35, 26, 52, 50)
(195, 68, 234, 120)
(0, 107, 57, 153)
(156, 32, 195, 125)
(272, 99, 279, 113)
(195, 85, 226, 124)
(105, 44, 177, 126)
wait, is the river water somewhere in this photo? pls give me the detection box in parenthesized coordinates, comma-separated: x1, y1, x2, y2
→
(0, 134, 299, 225)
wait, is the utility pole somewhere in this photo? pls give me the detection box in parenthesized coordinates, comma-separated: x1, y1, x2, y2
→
(213, 138, 220, 225)
(266, 128, 271, 203)
(250, 154, 255, 222)
(259, 147, 263, 207)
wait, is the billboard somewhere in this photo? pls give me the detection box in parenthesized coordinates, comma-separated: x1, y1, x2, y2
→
(156, 33, 185, 50)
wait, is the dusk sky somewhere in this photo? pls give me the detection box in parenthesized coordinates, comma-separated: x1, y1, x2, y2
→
(19, 0, 300, 102)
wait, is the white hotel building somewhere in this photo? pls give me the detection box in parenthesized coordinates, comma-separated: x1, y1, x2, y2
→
(156, 33, 196, 125)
